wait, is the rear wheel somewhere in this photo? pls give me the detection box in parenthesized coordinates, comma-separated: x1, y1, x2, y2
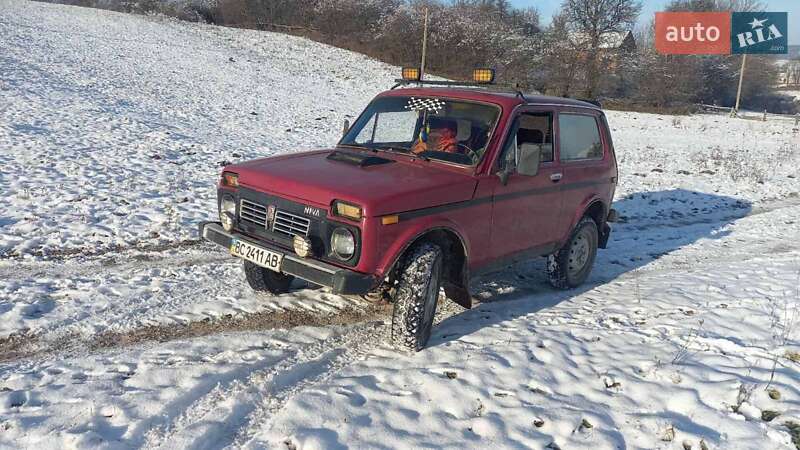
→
(390, 243, 443, 352)
(243, 260, 294, 294)
(547, 217, 598, 289)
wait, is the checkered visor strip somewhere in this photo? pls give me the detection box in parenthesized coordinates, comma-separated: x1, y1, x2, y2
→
(404, 97, 446, 113)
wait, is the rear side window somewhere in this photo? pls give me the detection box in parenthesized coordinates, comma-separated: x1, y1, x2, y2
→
(558, 114, 603, 161)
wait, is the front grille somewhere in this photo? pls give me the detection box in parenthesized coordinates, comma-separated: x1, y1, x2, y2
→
(273, 210, 311, 237)
(240, 199, 267, 227)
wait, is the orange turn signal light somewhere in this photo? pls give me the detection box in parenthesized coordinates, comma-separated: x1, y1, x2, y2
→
(333, 200, 363, 220)
(221, 171, 239, 187)
(381, 215, 399, 225)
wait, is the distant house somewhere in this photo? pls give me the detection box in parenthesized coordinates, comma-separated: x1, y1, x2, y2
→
(598, 30, 636, 53)
(568, 30, 636, 71)
(569, 30, 637, 54)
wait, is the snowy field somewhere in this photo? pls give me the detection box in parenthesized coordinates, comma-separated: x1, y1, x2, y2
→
(1, 1, 800, 449)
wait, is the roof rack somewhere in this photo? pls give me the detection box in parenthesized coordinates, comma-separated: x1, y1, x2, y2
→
(391, 80, 602, 109)
(391, 78, 531, 101)
(391, 79, 488, 89)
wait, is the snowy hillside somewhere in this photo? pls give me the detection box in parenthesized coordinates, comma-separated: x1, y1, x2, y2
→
(0, 0, 397, 257)
(1, 1, 800, 449)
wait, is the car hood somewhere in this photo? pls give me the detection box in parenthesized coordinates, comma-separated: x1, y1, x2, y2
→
(229, 149, 478, 217)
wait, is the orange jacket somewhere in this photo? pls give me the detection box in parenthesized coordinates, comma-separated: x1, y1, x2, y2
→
(412, 129, 458, 154)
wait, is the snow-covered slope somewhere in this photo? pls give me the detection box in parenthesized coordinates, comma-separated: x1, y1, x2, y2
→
(0, 0, 396, 257)
(1, 2, 799, 450)
(2, 1, 799, 259)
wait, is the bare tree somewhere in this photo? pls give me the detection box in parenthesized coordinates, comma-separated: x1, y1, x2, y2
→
(667, 0, 763, 12)
(561, 0, 641, 98)
(539, 13, 583, 96)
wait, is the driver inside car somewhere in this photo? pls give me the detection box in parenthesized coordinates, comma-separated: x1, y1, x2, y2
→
(411, 117, 459, 154)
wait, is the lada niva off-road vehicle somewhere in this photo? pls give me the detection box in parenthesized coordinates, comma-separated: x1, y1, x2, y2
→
(200, 69, 618, 351)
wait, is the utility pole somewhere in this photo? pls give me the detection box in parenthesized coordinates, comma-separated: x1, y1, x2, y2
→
(420, 8, 429, 81)
(731, 53, 747, 117)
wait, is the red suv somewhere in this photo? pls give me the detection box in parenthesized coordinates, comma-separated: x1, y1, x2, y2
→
(200, 73, 618, 351)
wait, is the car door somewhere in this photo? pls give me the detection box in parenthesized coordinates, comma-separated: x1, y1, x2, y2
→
(556, 110, 612, 240)
(490, 110, 564, 261)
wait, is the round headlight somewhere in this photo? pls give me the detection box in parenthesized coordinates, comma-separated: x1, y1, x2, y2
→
(220, 196, 236, 232)
(331, 227, 355, 259)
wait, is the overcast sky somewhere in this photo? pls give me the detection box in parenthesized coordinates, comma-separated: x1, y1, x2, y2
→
(510, 0, 797, 44)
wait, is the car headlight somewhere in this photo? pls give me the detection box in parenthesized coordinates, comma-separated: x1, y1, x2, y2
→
(331, 227, 355, 259)
(220, 195, 236, 231)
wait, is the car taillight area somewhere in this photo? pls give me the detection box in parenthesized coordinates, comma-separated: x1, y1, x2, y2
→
(221, 186, 361, 267)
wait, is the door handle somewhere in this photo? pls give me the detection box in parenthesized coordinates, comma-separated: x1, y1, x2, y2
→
(550, 173, 563, 182)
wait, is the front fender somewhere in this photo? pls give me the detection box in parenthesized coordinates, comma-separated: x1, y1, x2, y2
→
(375, 216, 469, 279)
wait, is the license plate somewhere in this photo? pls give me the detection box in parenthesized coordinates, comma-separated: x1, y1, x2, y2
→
(230, 239, 283, 272)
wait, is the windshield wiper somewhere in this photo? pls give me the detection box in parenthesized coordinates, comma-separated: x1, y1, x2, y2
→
(374, 145, 407, 153)
(374, 146, 430, 162)
(338, 143, 377, 153)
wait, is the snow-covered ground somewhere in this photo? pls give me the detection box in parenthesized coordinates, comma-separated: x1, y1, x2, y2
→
(1, 1, 799, 449)
(0, 0, 395, 258)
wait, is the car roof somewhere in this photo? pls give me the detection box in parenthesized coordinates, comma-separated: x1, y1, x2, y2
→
(377, 87, 602, 111)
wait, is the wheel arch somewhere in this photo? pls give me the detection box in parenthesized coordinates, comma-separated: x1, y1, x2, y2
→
(583, 199, 607, 229)
(386, 226, 471, 309)
(580, 198, 610, 249)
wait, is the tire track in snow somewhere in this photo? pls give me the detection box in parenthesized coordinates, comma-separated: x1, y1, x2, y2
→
(142, 320, 386, 449)
(0, 243, 377, 363)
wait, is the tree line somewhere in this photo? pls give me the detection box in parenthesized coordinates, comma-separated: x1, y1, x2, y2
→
(51, 0, 798, 113)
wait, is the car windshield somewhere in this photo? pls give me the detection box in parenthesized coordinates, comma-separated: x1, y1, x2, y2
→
(340, 96, 501, 166)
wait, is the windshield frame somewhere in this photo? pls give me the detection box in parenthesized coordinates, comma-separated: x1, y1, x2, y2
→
(338, 95, 504, 169)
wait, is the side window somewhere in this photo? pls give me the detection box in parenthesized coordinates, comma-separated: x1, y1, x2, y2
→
(558, 114, 603, 161)
(518, 114, 554, 162)
(498, 112, 554, 171)
(354, 111, 417, 144)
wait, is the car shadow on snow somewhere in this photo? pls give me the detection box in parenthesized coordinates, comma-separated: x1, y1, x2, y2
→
(432, 188, 753, 341)
(436, 188, 753, 337)
(422, 189, 752, 448)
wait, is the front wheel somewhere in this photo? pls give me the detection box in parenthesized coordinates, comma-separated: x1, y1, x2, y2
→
(390, 243, 443, 352)
(243, 260, 294, 294)
(547, 217, 598, 289)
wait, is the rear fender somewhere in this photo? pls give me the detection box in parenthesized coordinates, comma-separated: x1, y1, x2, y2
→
(564, 195, 607, 244)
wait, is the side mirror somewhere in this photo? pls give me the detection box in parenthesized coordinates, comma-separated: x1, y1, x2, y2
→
(517, 143, 541, 177)
(342, 119, 350, 137)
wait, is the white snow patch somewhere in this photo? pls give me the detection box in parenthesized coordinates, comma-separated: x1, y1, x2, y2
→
(1, 2, 799, 450)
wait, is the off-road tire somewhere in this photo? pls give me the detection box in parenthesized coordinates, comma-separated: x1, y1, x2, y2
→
(547, 216, 598, 289)
(243, 260, 294, 294)
(390, 243, 444, 352)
